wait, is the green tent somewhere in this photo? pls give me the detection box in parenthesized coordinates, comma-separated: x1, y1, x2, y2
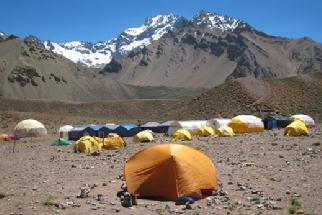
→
(52, 138, 72, 146)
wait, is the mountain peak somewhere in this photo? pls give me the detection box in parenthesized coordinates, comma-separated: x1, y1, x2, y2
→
(193, 10, 244, 31)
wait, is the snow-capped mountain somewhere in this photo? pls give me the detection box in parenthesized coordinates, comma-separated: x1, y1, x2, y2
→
(192, 10, 246, 31)
(42, 11, 245, 68)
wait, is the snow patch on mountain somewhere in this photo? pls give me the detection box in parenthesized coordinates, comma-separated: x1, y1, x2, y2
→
(44, 41, 112, 67)
(193, 11, 243, 31)
(42, 11, 249, 68)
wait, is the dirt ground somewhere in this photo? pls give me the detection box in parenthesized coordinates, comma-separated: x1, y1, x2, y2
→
(0, 125, 321, 215)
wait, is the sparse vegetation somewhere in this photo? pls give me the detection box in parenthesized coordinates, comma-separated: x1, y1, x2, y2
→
(289, 197, 302, 214)
(156, 208, 165, 215)
(250, 196, 261, 204)
(41, 196, 56, 206)
(0, 192, 7, 199)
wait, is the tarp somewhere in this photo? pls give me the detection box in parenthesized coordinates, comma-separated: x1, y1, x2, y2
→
(167, 120, 208, 136)
(196, 126, 215, 137)
(133, 130, 154, 143)
(52, 138, 72, 146)
(207, 119, 231, 129)
(291, 114, 315, 127)
(229, 115, 264, 133)
(124, 144, 218, 201)
(263, 115, 293, 130)
(115, 123, 141, 137)
(75, 136, 102, 154)
(215, 126, 234, 137)
(172, 129, 192, 141)
(284, 120, 309, 136)
(94, 135, 125, 150)
(140, 122, 168, 133)
(84, 125, 105, 137)
(14, 119, 47, 138)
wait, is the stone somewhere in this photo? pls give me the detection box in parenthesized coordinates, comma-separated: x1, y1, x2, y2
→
(77, 187, 90, 198)
(121, 193, 133, 207)
(97, 194, 104, 202)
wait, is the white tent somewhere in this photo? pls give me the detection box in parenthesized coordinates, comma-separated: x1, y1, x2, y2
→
(229, 115, 264, 133)
(58, 125, 73, 138)
(291, 114, 315, 127)
(141, 122, 161, 127)
(207, 118, 231, 129)
(14, 119, 47, 138)
(167, 120, 207, 136)
(105, 123, 119, 130)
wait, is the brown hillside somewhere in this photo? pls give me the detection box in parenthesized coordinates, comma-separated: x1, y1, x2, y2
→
(173, 74, 322, 120)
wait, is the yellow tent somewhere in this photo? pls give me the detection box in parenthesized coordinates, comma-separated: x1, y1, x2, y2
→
(94, 135, 125, 150)
(196, 126, 215, 137)
(171, 129, 192, 141)
(75, 136, 102, 154)
(284, 120, 309, 136)
(107, 133, 120, 138)
(215, 126, 234, 137)
(124, 144, 218, 201)
(229, 115, 264, 133)
(133, 130, 154, 143)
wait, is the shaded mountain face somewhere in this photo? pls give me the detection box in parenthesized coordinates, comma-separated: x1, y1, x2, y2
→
(0, 38, 136, 101)
(100, 12, 322, 88)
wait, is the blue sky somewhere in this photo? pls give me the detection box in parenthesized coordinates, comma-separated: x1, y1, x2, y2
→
(1, 0, 321, 43)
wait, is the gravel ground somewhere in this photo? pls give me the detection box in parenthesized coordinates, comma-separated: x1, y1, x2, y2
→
(0, 126, 321, 215)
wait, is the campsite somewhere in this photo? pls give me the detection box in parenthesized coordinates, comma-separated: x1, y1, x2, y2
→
(1, 1, 322, 214)
(0, 113, 321, 215)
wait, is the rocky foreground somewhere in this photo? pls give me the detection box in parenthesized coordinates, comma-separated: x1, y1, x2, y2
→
(0, 126, 321, 215)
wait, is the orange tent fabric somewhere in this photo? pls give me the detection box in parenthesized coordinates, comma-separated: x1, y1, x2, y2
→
(124, 144, 218, 201)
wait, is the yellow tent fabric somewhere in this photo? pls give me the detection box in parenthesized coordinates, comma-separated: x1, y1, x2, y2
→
(124, 144, 218, 201)
(229, 115, 264, 133)
(171, 129, 192, 141)
(215, 126, 234, 137)
(94, 136, 125, 150)
(284, 120, 309, 136)
(107, 133, 120, 138)
(196, 126, 215, 137)
(75, 136, 102, 154)
(133, 130, 154, 143)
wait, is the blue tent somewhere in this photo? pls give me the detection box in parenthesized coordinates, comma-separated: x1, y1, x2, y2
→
(263, 116, 293, 130)
(83, 125, 105, 137)
(98, 125, 117, 137)
(141, 122, 169, 133)
(68, 126, 87, 140)
(114, 123, 141, 137)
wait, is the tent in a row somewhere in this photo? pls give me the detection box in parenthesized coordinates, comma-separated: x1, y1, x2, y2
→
(263, 116, 293, 130)
(140, 121, 171, 133)
(229, 115, 264, 133)
(68, 123, 141, 140)
(291, 114, 315, 127)
(14, 119, 47, 138)
(207, 119, 231, 129)
(167, 120, 208, 136)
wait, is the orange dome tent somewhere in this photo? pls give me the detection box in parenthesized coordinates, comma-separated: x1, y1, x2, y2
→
(124, 144, 218, 201)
